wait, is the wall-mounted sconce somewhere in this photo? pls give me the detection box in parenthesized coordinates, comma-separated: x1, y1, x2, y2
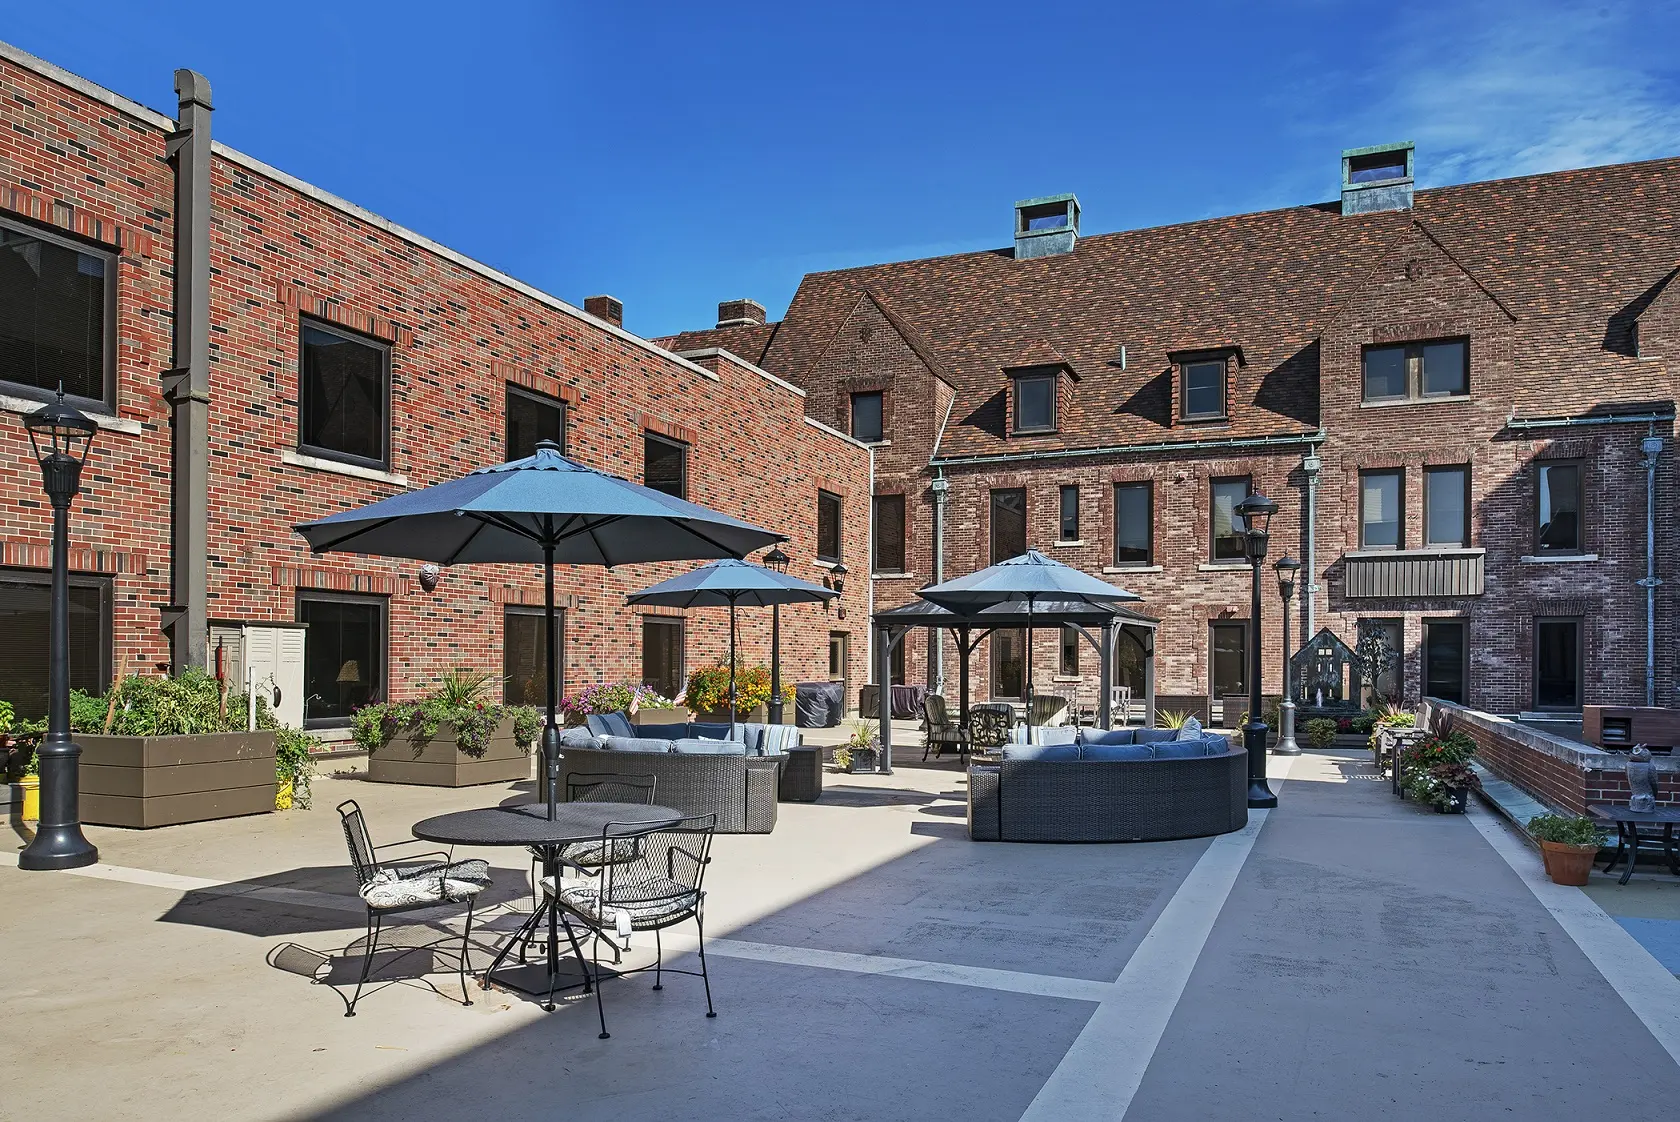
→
(418, 563, 441, 593)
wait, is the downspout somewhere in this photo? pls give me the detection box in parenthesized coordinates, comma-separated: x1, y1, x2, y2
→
(1301, 452, 1322, 644)
(164, 70, 213, 673)
(1641, 434, 1664, 706)
(864, 444, 875, 714)
(930, 469, 949, 694)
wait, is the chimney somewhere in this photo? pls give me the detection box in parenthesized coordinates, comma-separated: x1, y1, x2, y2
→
(716, 299, 767, 328)
(584, 294, 623, 329)
(1341, 142, 1414, 215)
(1014, 194, 1080, 259)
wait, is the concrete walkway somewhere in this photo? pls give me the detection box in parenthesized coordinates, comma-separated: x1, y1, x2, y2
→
(3, 749, 1678, 1121)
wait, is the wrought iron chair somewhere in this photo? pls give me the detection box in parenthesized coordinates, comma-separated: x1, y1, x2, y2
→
(527, 773, 658, 910)
(920, 695, 966, 761)
(336, 799, 491, 1017)
(543, 813, 718, 1037)
(967, 707, 1013, 757)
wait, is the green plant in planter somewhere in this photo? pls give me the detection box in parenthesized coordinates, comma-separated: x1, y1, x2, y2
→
(1303, 717, 1339, 749)
(353, 668, 541, 758)
(559, 682, 673, 725)
(1527, 814, 1606, 847)
(274, 727, 318, 809)
(832, 719, 878, 770)
(1367, 704, 1416, 753)
(683, 662, 795, 718)
(1157, 709, 1190, 731)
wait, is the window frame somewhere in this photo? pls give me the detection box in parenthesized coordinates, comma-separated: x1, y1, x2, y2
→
(503, 604, 563, 707)
(642, 431, 689, 499)
(640, 615, 686, 700)
(0, 214, 118, 412)
(1058, 485, 1080, 542)
(0, 566, 113, 721)
(1060, 624, 1080, 677)
(1357, 617, 1403, 704)
(817, 489, 844, 564)
(295, 588, 389, 729)
(1361, 337, 1469, 404)
(850, 390, 885, 443)
(1209, 620, 1249, 701)
(1011, 372, 1059, 434)
(1533, 616, 1584, 712)
(1534, 458, 1585, 555)
(1358, 468, 1405, 551)
(990, 487, 1028, 563)
(1179, 359, 1227, 422)
(297, 317, 393, 469)
(1423, 464, 1470, 548)
(505, 384, 567, 461)
(1113, 481, 1154, 567)
(1209, 476, 1252, 563)
(871, 492, 906, 575)
(1422, 618, 1468, 705)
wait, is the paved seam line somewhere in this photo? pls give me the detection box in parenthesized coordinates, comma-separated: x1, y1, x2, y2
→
(1019, 754, 1295, 1122)
(1467, 801, 1680, 1066)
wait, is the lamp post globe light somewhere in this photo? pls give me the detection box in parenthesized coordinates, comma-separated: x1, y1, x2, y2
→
(763, 546, 790, 725)
(18, 391, 100, 871)
(1235, 492, 1280, 809)
(1273, 554, 1302, 756)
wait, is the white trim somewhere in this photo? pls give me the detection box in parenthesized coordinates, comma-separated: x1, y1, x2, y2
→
(280, 449, 408, 487)
(1104, 565, 1163, 574)
(1196, 562, 1249, 572)
(1520, 553, 1600, 564)
(0, 40, 175, 131)
(872, 572, 919, 581)
(672, 347, 801, 392)
(803, 414, 871, 451)
(1359, 395, 1473, 409)
(812, 558, 839, 571)
(1051, 539, 1085, 548)
(0, 393, 142, 435)
(929, 386, 959, 462)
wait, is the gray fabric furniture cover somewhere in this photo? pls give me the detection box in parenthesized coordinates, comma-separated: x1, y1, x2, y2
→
(967, 742, 1248, 842)
(795, 681, 843, 728)
(558, 746, 778, 834)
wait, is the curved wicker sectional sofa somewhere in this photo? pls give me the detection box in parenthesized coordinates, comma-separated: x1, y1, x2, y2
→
(968, 731, 1248, 842)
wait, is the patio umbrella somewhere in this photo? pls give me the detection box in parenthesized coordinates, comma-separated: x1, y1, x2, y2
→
(625, 558, 836, 737)
(294, 441, 783, 819)
(919, 550, 1140, 743)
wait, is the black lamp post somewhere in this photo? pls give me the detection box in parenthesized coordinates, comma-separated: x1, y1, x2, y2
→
(1236, 492, 1280, 809)
(1273, 554, 1301, 756)
(19, 391, 100, 871)
(764, 545, 790, 725)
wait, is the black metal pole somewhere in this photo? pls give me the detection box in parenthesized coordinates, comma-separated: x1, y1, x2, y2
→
(20, 455, 98, 870)
(1246, 550, 1277, 808)
(542, 542, 560, 821)
(768, 603, 783, 725)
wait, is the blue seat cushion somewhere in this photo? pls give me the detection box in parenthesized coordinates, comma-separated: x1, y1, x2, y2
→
(999, 742, 1081, 762)
(633, 722, 691, 742)
(1135, 728, 1178, 745)
(1080, 743, 1154, 761)
(1078, 728, 1135, 746)
(1151, 739, 1219, 759)
(598, 736, 676, 754)
(586, 712, 635, 739)
(558, 727, 602, 751)
(670, 737, 748, 755)
(736, 723, 769, 755)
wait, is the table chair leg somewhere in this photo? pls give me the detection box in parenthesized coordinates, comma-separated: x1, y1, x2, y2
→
(458, 897, 476, 1008)
(347, 911, 382, 1018)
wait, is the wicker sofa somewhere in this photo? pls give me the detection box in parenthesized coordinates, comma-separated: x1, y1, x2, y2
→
(968, 728, 1247, 842)
(558, 743, 779, 833)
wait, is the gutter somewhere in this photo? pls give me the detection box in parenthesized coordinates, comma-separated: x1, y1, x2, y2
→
(930, 429, 1325, 468)
(1504, 409, 1675, 432)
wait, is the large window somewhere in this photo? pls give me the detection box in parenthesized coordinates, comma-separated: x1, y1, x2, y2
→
(1535, 461, 1582, 553)
(0, 569, 111, 721)
(1423, 620, 1466, 704)
(818, 490, 843, 563)
(1359, 469, 1403, 549)
(872, 493, 906, 574)
(1534, 618, 1583, 711)
(1059, 486, 1080, 542)
(991, 629, 1025, 700)
(297, 591, 386, 726)
(1211, 622, 1247, 700)
(1210, 477, 1251, 562)
(1362, 339, 1468, 402)
(851, 391, 884, 443)
(0, 218, 114, 408)
(1359, 618, 1403, 703)
(643, 432, 688, 498)
(641, 617, 684, 700)
(1114, 482, 1153, 566)
(1060, 625, 1080, 677)
(890, 637, 907, 685)
(991, 488, 1027, 563)
(1012, 373, 1057, 433)
(1181, 360, 1226, 420)
(505, 385, 566, 461)
(299, 321, 389, 466)
(1424, 465, 1469, 547)
(504, 606, 562, 707)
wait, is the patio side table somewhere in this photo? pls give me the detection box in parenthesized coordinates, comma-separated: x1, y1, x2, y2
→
(1587, 803, 1680, 885)
(780, 746, 823, 802)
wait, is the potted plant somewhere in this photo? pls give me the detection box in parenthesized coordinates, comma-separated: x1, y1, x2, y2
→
(832, 720, 880, 774)
(560, 682, 683, 727)
(355, 669, 541, 787)
(683, 662, 795, 724)
(274, 727, 319, 810)
(1528, 814, 1606, 885)
(1398, 731, 1479, 812)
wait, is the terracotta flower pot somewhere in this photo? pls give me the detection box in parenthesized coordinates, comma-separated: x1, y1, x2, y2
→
(1538, 839, 1598, 886)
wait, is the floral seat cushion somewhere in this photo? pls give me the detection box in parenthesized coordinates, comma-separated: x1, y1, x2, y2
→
(559, 837, 642, 868)
(360, 860, 490, 909)
(542, 874, 700, 931)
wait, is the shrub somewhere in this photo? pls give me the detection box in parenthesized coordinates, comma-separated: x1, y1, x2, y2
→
(274, 727, 318, 809)
(353, 668, 540, 758)
(1350, 713, 1378, 735)
(0, 699, 13, 737)
(1303, 717, 1338, 748)
(683, 662, 795, 717)
(1528, 814, 1606, 847)
(1158, 709, 1190, 730)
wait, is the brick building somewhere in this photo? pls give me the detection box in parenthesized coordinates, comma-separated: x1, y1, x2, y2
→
(665, 147, 1680, 719)
(0, 44, 872, 737)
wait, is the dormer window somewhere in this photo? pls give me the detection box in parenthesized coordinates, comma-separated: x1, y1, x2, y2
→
(1181, 361, 1226, 420)
(1011, 370, 1058, 433)
(1013, 194, 1080, 259)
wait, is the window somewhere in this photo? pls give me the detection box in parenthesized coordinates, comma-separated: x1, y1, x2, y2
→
(1210, 622, 1247, 700)
(0, 218, 115, 408)
(890, 636, 907, 685)
(1361, 339, 1468, 402)
(1359, 469, 1403, 549)
(643, 432, 687, 498)
(641, 617, 684, 700)
(992, 629, 1025, 700)
(1059, 486, 1080, 542)
(1060, 625, 1080, 677)
(1012, 373, 1057, 433)
(828, 632, 849, 682)
(1113, 482, 1153, 566)
(1181, 360, 1226, 420)
(1534, 618, 1582, 711)
(872, 493, 906, 574)
(818, 490, 844, 563)
(1535, 461, 1582, 553)
(990, 488, 1027, 562)
(1424, 465, 1469, 547)
(1423, 620, 1466, 704)
(1210, 477, 1251, 562)
(0, 568, 111, 721)
(504, 606, 562, 707)
(850, 391, 884, 443)
(1019, 202, 1071, 232)
(297, 591, 386, 726)
(1359, 618, 1403, 703)
(1348, 150, 1407, 183)
(298, 321, 389, 466)
(505, 385, 566, 461)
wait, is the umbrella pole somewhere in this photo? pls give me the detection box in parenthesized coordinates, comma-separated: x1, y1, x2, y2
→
(1026, 597, 1034, 746)
(728, 599, 738, 741)
(543, 544, 560, 821)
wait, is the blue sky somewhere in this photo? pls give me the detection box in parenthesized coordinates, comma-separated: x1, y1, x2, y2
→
(8, 1, 1679, 339)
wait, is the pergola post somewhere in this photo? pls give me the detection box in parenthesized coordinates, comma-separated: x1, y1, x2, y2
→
(876, 624, 895, 774)
(1141, 626, 1158, 726)
(957, 626, 972, 733)
(1098, 618, 1115, 728)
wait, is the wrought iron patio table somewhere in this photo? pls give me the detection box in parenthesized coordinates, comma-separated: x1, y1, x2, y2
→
(1587, 804, 1680, 886)
(413, 802, 682, 1001)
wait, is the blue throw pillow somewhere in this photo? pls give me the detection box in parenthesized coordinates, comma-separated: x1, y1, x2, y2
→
(689, 722, 734, 740)
(1078, 728, 1135, 746)
(1135, 728, 1178, 745)
(1151, 740, 1216, 759)
(737, 723, 768, 755)
(1080, 743, 1154, 761)
(591, 712, 634, 739)
(671, 737, 748, 755)
(1175, 716, 1204, 740)
(633, 722, 689, 742)
(760, 725, 800, 755)
(999, 742, 1081, 762)
(558, 727, 602, 751)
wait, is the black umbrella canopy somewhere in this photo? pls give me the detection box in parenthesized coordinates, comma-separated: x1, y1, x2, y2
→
(917, 549, 1140, 610)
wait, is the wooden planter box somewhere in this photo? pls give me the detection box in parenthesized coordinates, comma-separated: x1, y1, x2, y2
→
(79, 731, 277, 829)
(698, 705, 767, 725)
(365, 718, 532, 787)
(639, 705, 692, 724)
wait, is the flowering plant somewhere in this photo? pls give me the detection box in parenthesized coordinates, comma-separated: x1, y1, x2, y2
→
(683, 662, 795, 717)
(353, 669, 540, 757)
(559, 682, 672, 724)
(1399, 730, 1479, 810)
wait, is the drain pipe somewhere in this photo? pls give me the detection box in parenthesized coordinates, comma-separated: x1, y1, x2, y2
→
(1640, 435, 1663, 706)
(1301, 452, 1322, 643)
(930, 471, 949, 694)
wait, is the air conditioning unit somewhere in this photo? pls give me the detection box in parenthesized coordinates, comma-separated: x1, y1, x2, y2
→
(207, 622, 307, 729)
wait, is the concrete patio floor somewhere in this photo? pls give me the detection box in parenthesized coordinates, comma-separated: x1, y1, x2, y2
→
(4, 746, 1679, 1121)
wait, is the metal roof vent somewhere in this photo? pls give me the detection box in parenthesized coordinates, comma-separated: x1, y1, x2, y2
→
(1014, 194, 1080, 259)
(1341, 142, 1415, 215)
